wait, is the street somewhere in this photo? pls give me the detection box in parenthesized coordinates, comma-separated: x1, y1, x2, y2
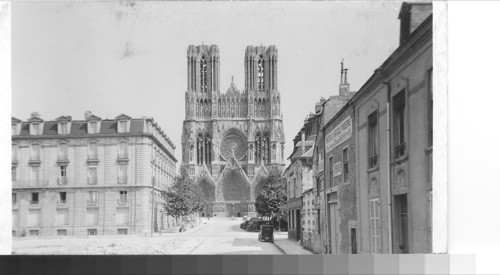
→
(12, 217, 284, 255)
(187, 217, 283, 255)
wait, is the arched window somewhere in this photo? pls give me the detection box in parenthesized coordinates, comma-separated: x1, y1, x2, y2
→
(205, 133, 212, 165)
(255, 132, 262, 164)
(263, 132, 270, 164)
(200, 56, 208, 93)
(218, 98, 221, 117)
(258, 55, 265, 91)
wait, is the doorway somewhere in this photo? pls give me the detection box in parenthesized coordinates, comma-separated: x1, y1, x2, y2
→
(226, 204, 233, 217)
(295, 210, 301, 242)
(394, 194, 409, 253)
(329, 202, 340, 254)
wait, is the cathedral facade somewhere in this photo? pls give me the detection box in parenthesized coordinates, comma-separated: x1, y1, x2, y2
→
(181, 45, 286, 218)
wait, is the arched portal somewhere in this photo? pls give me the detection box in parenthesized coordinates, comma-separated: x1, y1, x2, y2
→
(221, 170, 250, 201)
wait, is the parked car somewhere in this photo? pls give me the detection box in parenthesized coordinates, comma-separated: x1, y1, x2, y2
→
(258, 225, 274, 243)
(240, 217, 262, 230)
(246, 220, 273, 232)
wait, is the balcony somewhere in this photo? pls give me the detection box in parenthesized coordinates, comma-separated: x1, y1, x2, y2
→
(57, 177, 68, 186)
(395, 143, 406, 159)
(12, 180, 49, 188)
(118, 176, 128, 185)
(87, 177, 97, 185)
(28, 157, 41, 166)
(117, 154, 129, 163)
(117, 199, 128, 206)
(87, 156, 99, 165)
(87, 199, 98, 207)
(57, 155, 69, 165)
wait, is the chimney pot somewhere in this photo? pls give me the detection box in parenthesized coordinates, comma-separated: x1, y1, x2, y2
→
(84, 111, 92, 120)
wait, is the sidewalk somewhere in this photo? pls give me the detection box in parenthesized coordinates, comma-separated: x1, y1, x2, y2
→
(272, 232, 314, 254)
(158, 221, 208, 235)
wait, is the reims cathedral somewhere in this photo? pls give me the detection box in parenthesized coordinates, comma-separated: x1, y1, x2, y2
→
(181, 45, 286, 217)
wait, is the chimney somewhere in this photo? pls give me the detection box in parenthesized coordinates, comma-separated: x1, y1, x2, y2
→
(339, 60, 350, 97)
(84, 111, 92, 120)
(31, 112, 40, 119)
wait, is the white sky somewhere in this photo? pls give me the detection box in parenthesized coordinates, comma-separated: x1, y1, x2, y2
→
(12, 1, 401, 167)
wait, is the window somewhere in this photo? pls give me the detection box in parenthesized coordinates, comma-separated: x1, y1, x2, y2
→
(118, 121, 127, 133)
(343, 148, 349, 183)
(89, 122, 97, 134)
(60, 123, 68, 135)
(59, 192, 67, 204)
(118, 142, 127, 159)
(88, 167, 97, 185)
(200, 56, 208, 93)
(12, 144, 17, 161)
(31, 144, 40, 161)
(118, 164, 127, 184)
(12, 193, 17, 204)
(12, 166, 16, 181)
(368, 111, 378, 168)
(31, 193, 39, 204)
(60, 165, 67, 177)
(87, 229, 97, 236)
(258, 55, 265, 91)
(393, 91, 406, 158)
(428, 68, 433, 147)
(119, 191, 128, 204)
(89, 142, 98, 159)
(58, 143, 68, 160)
(88, 191, 98, 204)
(32, 123, 40, 135)
(57, 229, 67, 236)
(395, 194, 409, 253)
(117, 228, 128, 235)
(329, 156, 334, 188)
(31, 166, 40, 181)
(369, 198, 381, 253)
(12, 124, 17, 135)
(29, 230, 40, 237)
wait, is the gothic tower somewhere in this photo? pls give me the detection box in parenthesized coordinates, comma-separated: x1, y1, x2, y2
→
(181, 45, 285, 218)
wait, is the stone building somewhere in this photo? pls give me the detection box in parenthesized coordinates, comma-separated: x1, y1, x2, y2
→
(351, 2, 432, 253)
(284, 113, 317, 243)
(181, 45, 286, 218)
(11, 112, 177, 237)
(312, 62, 356, 254)
(322, 100, 358, 254)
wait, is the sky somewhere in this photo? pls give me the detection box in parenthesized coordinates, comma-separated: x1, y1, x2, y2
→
(11, 1, 401, 168)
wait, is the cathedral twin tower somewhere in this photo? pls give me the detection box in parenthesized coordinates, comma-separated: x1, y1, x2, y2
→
(181, 45, 285, 218)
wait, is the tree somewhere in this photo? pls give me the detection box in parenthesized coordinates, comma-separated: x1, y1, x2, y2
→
(254, 167, 288, 230)
(162, 166, 206, 226)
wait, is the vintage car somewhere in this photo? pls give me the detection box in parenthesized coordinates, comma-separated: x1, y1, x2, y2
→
(245, 220, 273, 232)
(240, 217, 262, 229)
(258, 225, 274, 242)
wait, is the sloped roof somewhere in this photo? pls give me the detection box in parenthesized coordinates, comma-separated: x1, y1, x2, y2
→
(115, 113, 132, 120)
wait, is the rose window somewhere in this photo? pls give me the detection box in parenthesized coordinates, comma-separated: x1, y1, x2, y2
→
(220, 135, 246, 161)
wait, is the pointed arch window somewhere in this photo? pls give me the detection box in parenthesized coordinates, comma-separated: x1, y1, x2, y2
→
(263, 132, 270, 164)
(258, 55, 265, 91)
(255, 132, 262, 165)
(200, 56, 208, 93)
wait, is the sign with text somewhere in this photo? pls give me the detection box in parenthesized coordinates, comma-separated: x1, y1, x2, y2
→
(334, 161, 343, 176)
(325, 116, 352, 153)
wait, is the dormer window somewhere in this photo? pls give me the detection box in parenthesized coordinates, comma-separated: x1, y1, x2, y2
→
(85, 112, 102, 134)
(12, 124, 17, 135)
(118, 121, 128, 133)
(11, 117, 21, 135)
(60, 123, 68, 134)
(115, 114, 131, 133)
(28, 112, 44, 135)
(55, 116, 72, 135)
(32, 123, 40, 135)
(89, 122, 97, 134)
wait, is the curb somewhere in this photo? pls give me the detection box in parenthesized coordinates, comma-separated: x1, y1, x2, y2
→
(272, 241, 288, 255)
(186, 238, 206, 255)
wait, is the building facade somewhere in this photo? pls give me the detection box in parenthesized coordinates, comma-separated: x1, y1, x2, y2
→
(181, 45, 286, 218)
(284, 113, 317, 243)
(11, 112, 177, 237)
(352, 3, 432, 253)
(322, 101, 358, 254)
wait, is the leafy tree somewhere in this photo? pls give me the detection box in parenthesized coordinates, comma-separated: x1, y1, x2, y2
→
(254, 167, 288, 230)
(162, 166, 206, 225)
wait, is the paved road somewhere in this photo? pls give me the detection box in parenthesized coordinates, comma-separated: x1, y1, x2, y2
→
(187, 217, 283, 254)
